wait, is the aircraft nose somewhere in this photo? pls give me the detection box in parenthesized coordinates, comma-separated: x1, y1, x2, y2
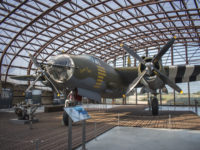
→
(46, 55, 74, 83)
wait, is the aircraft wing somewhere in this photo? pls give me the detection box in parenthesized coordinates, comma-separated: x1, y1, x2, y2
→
(164, 65, 200, 83)
(10, 75, 43, 81)
(115, 67, 139, 85)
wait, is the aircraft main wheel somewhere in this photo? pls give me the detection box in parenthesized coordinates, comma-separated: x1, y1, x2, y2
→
(24, 114, 29, 120)
(151, 97, 159, 116)
(63, 111, 69, 126)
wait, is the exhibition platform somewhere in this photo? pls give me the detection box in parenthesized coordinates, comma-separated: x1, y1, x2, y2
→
(77, 126, 200, 150)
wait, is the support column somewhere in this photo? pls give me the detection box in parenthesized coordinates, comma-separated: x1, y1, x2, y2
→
(123, 53, 126, 67)
(134, 58, 136, 67)
(185, 43, 189, 65)
(188, 82, 191, 106)
(185, 44, 190, 106)
(173, 90, 176, 106)
(136, 88, 138, 105)
(146, 48, 148, 57)
(102, 98, 106, 104)
(112, 98, 115, 105)
(159, 89, 162, 106)
(125, 55, 127, 67)
(171, 45, 176, 106)
(134, 56, 137, 105)
(123, 97, 126, 105)
(171, 46, 174, 65)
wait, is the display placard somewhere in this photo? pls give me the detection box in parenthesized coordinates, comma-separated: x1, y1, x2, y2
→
(64, 106, 90, 122)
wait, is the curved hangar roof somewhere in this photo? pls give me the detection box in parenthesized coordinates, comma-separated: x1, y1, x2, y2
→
(0, 0, 200, 85)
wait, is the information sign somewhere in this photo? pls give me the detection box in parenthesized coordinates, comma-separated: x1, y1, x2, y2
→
(64, 106, 90, 122)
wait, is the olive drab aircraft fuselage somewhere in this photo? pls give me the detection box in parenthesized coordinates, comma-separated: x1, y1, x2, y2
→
(43, 54, 138, 101)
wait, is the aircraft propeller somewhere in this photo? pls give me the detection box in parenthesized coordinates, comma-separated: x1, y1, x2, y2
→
(26, 53, 60, 95)
(120, 36, 183, 95)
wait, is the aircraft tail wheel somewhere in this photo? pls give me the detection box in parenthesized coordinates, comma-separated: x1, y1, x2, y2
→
(63, 111, 69, 126)
(151, 97, 159, 116)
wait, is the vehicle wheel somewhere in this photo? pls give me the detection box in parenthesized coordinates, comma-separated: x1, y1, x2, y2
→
(24, 114, 29, 120)
(151, 97, 159, 116)
(63, 111, 69, 126)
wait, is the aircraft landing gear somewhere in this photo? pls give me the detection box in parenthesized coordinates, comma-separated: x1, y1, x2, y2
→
(63, 111, 69, 126)
(151, 96, 159, 116)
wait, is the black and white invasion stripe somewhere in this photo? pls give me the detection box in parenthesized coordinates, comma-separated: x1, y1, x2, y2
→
(164, 65, 200, 83)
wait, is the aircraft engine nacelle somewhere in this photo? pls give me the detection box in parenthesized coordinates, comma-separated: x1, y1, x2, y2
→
(46, 54, 75, 84)
(138, 57, 165, 90)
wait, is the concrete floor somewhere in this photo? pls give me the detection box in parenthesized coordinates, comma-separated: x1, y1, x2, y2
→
(77, 126, 200, 150)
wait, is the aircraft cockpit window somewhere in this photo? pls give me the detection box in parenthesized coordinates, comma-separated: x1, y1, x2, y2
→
(94, 58, 101, 65)
(89, 56, 95, 63)
(88, 56, 101, 65)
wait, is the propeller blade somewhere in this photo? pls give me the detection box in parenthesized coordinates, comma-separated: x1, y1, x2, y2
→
(153, 68, 183, 94)
(120, 43, 145, 64)
(10, 75, 39, 81)
(26, 73, 42, 92)
(152, 36, 176, 64)
(43, 72, 60, 95)
(126, 70, 147, 95)
(29, 53, 42, 70)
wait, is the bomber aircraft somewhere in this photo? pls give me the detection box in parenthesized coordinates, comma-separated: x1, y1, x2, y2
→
(11, 36, 200, 125)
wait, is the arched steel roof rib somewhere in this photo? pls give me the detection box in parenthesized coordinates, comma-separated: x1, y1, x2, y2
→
(39, 2, 200, 62)
(0, 0, 69, 63)
(26, 1, 127, 74)
(58, 18, 199, 61)
(0, 0, 200, 86)
(2, 0, 71, 82)
(181, 1, 200, 44)
(30, 1, 165, 65)
(24, 0, 111, 76)
(88, 16, 200, 59)
(78, 1, 172, 54)
(5, 7, 89, 81)
(0, 0, 29, 25)
(167, 1, 192, 42)
(79, 1, 159, 52)
(20, 3, 200, 78)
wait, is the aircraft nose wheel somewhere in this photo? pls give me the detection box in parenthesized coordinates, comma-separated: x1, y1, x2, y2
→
(151, 97, 159, 116)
